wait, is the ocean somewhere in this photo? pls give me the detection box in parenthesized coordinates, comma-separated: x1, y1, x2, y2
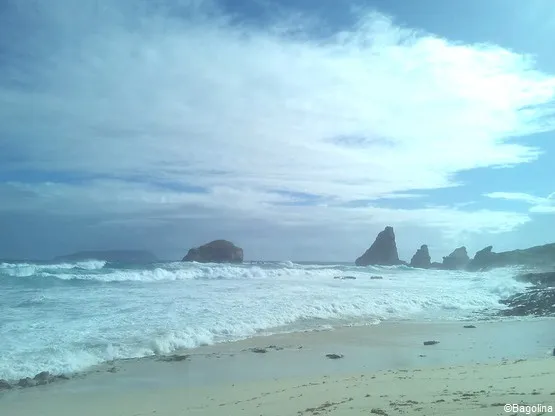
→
(0, 260, 533, 381)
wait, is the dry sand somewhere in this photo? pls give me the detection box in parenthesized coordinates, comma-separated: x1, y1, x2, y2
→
(1, 319, 554, 415)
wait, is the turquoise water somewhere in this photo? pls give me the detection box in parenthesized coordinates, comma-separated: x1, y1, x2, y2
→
(0, 259, 531, 380)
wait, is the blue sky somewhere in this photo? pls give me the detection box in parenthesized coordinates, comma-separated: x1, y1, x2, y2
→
(1, 0, 554, 261)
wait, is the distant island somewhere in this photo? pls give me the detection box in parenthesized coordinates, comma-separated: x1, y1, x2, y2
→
(182, 240, 243, 263)
(54, 250, 158, 263)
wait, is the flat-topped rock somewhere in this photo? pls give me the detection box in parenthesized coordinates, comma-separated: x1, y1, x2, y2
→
(442, 247, 469, 270)
(182, 240, 243, 263)
(410, 245, 431, 269)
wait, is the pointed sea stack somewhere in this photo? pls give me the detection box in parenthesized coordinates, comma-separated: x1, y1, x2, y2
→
(410, 245, 431, 269)
(182, 240, 243, 263)
(355, 226, 403, 266)
(466, 246, 494, 271)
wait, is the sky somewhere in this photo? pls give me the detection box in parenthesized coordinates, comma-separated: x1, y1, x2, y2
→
(1, 0, 555, 262)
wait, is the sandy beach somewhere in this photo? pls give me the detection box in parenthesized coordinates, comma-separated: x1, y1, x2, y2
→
(1, 319, 554, 416)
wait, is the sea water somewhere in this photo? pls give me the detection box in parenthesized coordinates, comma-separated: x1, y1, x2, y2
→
(0, 260, 532, 380)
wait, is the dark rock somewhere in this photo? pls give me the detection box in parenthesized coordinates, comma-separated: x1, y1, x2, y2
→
(466, 246, 494, 271)
(54, 250, 158, 263)
(410, 245, 431, 269)
(467, 243, 555, 271)
(33, 371, 51, 385)
(370, 276, 383, 280)
(334, 276, 357, 280)
(325, 353, 344, 359)
(423, 341, 439, 346)
(553, 348, 555, 357)
(158, 354, 190, 362)
(442, 247, 469, 270)
(33, 371, 50, 381)
(0, 379, 12, 390)
(355, 226, 403, 266)
(17, 377, 36, 388)
(15, 372, 69, 388)
(516, 272, 555, 287)
(107, 367, 118, 373)
(499, 287, 555, 317)
(251, 347, 267, 353)
(182, 240, 243, 263)
(463, 325, 476, 329)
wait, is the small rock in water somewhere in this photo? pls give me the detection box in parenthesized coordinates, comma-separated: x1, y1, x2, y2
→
(159, 354, 190, 362)
(463, 325, 476, 329)
(17, 377, 37, 388)
(251, 347, 267, 353)
(326, 353, 344, 359)
(370, 276, 383, 280)
(34, 371, 50, 380)
(552, 347, 555, 356)
(33, 371, 51, 385)
(423, 341, 440, 346)
(107, 367, 118, 373)
(333, 276, 356, 280)
(0, 379, 12, 390)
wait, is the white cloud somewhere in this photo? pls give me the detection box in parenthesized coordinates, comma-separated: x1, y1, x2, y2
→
(485, 192, 555, 214)
(1, 0, 555, 251)
(0, 180, 531, 241)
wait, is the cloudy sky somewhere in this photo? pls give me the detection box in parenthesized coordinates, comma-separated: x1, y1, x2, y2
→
(1, 0, 554, 262)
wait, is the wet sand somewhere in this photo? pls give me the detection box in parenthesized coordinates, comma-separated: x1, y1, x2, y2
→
(1, 319, 554, 415)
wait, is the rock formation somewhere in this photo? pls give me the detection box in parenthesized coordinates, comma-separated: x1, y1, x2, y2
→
(441, 247, 469, 270)
(410, 245, 431, 269)
(516, 271, 555, 287)
(355, 226, 403, 266)
(182, 240, 243, 263)
(466, 243, 555, 271)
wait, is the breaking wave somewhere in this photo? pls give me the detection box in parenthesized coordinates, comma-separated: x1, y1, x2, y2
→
(0, 259, 534, 380)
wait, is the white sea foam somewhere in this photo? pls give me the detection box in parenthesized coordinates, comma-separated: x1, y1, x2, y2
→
(0, 260, 533, 380)
(0, 260, 106, 277)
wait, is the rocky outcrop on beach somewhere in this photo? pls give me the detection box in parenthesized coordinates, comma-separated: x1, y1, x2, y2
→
(409, 245, 431, 269)
(0, 371, 70, 391)
(182, 240, 243, 263)
(54, 250, 158, 263)
(466, 243, 555, 271)
(355, 226, 403, 266)
(499, 271, 555, 317)
(500, 288, 555, 317)
(516, 271, 555, 286)
(441, 247, 469, 270)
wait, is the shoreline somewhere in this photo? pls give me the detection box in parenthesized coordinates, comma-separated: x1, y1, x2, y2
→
(1, 318, 554, 415)
(0, 316, 551, 387)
